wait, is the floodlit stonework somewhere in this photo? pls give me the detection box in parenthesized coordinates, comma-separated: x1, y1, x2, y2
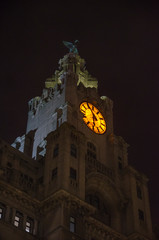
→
(0, 51, 155, 239)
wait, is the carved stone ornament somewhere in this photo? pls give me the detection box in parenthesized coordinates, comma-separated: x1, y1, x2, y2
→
(84, 216, 125, 240)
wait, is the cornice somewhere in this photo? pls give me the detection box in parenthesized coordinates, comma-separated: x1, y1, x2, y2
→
(40, 190, 95, 216)
(0, 181, 39, 213)
(127, 232, 151, 240)
(123, 166, 149, 183)
(0, 183, 95, 218)
(84, 216, 126, 240)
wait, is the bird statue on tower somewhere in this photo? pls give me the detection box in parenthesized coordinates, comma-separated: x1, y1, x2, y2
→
(63, 40, 79, 54)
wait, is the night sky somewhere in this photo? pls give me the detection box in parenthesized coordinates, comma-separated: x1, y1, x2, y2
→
(0, 1, 159, 226)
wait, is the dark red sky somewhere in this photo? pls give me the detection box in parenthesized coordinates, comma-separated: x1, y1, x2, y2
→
(0, 1, 159, 225)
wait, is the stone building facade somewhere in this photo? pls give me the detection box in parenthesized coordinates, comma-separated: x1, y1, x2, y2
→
(0, 51, 154, 240)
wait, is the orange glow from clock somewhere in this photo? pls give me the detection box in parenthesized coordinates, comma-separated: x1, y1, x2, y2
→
(80, 102, 106, 134)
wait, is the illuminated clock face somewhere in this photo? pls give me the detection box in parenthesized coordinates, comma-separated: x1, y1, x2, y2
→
(80, 102, 106, 134)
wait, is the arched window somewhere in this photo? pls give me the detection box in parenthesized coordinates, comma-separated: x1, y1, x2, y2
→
(86, 194, 100, 209)
(70, 144, 77, 158)
(86, 194, 111, 226)
(102, 204, 111, 226)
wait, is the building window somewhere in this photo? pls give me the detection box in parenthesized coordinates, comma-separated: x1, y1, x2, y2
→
(103, 206, 111, 226)
(52, 167, 58, 180)
(87, 142, 96, 160)
(70, 168, 76, 180)
(118, 161, 122, 170)
(87, 149, 96, 159)
(53, 144, 59, 158)
(38, 176, 43, 184)
(70, 144, 77, 158)
(7, 162, 12, 168)
(86, 195, 100, 209)
(0, 203, 6, 219)
(137, 185, 142, 199)
(87, 142, 96, 151)
(70, 216, 75, 232)
(14, 211, 23, 228)
(118, 156, 123, 170)
(25, 217, 34, 233)
(0, 208, 2, 219)
(138, 209, 144, 221)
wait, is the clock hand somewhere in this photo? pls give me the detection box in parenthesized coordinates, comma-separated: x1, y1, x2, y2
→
(93, 112, 97, 122)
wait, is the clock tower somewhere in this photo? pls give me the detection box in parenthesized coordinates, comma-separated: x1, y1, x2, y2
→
(0, 46, 154, 240)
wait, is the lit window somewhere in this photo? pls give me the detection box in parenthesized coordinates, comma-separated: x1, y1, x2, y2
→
(53, 144, 59, 158)
(14, 216, 20, 227)
(0, 203, 6, 219)
(70, 168, 76, 180)
(0, 208, 2, 219)
(70, 216, 75, 232)
(25, 217, 34, 233)
(26, 221, 30, 232)
(70, 144, 77, 158)
(14, 211, 23, 228)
